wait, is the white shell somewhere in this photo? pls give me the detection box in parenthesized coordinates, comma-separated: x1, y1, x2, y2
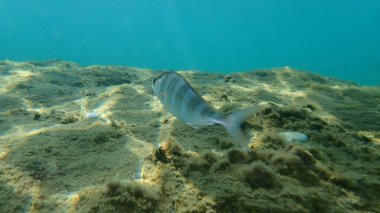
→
(278, 131, 308, 143)
(85, 112, 98, 119)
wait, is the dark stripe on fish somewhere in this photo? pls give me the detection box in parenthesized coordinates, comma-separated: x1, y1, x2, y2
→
(174, 83, 189, 108)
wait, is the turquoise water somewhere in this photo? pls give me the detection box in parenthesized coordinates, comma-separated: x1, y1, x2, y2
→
(0, 0, 379, 85)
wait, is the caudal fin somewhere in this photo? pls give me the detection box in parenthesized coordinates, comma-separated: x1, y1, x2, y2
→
(222, 107, 260, 150)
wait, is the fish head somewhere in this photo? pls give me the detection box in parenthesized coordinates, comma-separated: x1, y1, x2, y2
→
(152, 72, 164, 96)
(152, 71, 176, 97)
(152, 71, 172, 98)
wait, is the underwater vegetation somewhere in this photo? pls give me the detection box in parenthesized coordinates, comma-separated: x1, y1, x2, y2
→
(0, 61, 379, 212)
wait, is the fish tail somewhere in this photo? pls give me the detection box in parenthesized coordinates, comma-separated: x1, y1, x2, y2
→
(222, 107, 260, 150)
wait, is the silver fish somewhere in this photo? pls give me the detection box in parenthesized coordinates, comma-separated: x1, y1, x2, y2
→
(152, 71, 261, 149)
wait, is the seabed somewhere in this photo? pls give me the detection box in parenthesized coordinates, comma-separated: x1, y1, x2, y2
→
(0, 60, 379, 212)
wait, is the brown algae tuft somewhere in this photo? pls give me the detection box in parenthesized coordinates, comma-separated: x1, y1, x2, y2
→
(241, 162, 279, 189)
(74, 181, 161, 212)
(104, 182, 160, 212)
(255, 132, 286, 149)
(270, 146, 324, 185)
(152, 139, 184, 164)
(289, 146, 315, 166)
(227, 148, 248, 163)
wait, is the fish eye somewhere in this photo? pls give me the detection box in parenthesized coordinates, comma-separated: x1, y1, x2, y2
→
(153, 78, 157, 84)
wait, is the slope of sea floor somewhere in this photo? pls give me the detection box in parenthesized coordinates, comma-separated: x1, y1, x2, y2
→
(0, 60, 379, 212)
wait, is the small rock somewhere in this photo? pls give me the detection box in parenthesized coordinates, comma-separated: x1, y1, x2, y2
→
(224, 75, 232, 83)
(278, 131, 308, 143)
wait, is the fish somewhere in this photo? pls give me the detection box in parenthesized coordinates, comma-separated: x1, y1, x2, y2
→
(152, 71, 264, 150)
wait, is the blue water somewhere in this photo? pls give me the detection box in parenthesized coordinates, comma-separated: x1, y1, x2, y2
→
(0, 0, 379, 85)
